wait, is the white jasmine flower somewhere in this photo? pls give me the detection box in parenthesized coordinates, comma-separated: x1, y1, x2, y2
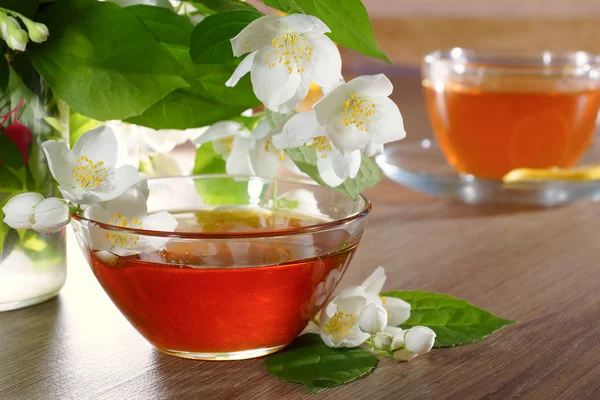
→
(194, 120, 254, 175)
(42, 125, 142, 205)
(194, 119, 293, 178)
(272, 111, 360, 187)
(358, 266, 412, 327)
(146, 153, 183, 177)
(226, 14, 342, 113)
(84, 182, 178, 256)
(0, 14, 28, 52)
(319, 292, 371, 348)
(20, 17, 48, 43)
(313, 74, 406, 153)
(392, 326, 436, 361)
(359, 303, 388, 334)
(2, 193, 69, 233)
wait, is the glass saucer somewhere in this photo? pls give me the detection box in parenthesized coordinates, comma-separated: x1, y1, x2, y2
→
(376, 138, 600, 206)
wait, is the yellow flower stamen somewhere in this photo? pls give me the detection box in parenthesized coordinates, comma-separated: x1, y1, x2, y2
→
(266, 32, 312, 74)
(106, 213, 143, 250)
(341, 94, 376, 132)
(322, 311, 357, 340)
(307, 136, 332, 157)
(72, 155, 107, 189)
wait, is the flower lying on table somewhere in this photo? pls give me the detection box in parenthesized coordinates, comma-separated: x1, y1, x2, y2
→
(265, 266, 516, 393)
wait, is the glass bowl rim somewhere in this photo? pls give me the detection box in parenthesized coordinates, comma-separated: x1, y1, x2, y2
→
(70, 174, 371, 239)
(423, 48, 600, 72)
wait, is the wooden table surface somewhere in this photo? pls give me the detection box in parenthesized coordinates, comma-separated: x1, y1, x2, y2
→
(1, 75, 600, 400)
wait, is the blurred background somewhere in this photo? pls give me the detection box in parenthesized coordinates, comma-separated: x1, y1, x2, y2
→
(252, 0, 600, 73)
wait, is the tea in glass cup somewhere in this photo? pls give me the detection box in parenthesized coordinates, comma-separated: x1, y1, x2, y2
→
(423, 49, 600, 180)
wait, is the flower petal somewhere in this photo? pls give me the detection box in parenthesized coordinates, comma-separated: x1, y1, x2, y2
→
(365, 142, 384, 157)
(281, 14, 330, 35)
(72, 125, 118, 168)
(194, 121, 244, 146)
(404, 326, 436, 354)
(139, 127, 191, 154)
(347, 74, 394, 98)
(331, 148, 361, 180)
(313, 84, 350, 126)
(226, 136, 254, 175)
(316, 150, 346, 187)
(31, 198, 69, 233)
(368, 97, 406, 145)
(230, 15, 282, 57)
(103, 182, 149, 219)
(89, 165, 143, 204)
(384, 296, 412, 326)
(226, 52, 256, 87)
(335, 294, 367, 316)
(2, 192, 44, 216)
(276, 76, 311, 114)
(252, 119, 272, 141)
(42, 140, 75, 187)
(142, 211, 178, 232)
(150, 154, 183, 177)
(304, 34, 341, 89)
(249, 140, 281, 178)
(326, 121, 371, 154)
(251, 46, 302, 112)
(361, 266, 386, 294)
(359, 303, 388, 334)
(272, 111, 323, 149)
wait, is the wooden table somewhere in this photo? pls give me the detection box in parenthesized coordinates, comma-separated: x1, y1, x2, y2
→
(1, 75, 600, 400)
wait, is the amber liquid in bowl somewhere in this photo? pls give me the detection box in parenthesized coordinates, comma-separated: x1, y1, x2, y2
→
(89, 209, 355, 357)
(423, 76, 600, 179)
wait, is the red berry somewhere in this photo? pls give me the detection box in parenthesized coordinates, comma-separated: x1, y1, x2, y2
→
(3, 121, 32, 164)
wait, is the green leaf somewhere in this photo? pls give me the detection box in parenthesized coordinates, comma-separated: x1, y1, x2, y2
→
(383, 291, 517, 347)
(285, 146, 381, 200)
(0, 164, 23, 189)
(29, 0, 189, 121)
(69, 109, 102, 147)
(230, 114, 263, 131)
(128, 57, 260, 129)
(263, 0, 390, 63)
(0, 0, 40, 18)
(191, 0, 257, 14)
(0, 55, 8, 95)
(109, 0, 172, 8)
(190, 10, 263, 65)
(265, 333, 378, 394)
(192, 142, 249, 204)
(128, 5, 194, 47)
(262, 0, 303, 13)
(0, 135, 24, 168)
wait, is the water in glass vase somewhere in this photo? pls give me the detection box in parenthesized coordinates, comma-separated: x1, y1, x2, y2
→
(88, 208, 357, 360)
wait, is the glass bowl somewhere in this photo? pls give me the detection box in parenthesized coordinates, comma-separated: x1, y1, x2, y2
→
(70, 175, 370, 360)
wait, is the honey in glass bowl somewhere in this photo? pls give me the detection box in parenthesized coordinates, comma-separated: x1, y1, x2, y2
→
(71, 175, 370, 360)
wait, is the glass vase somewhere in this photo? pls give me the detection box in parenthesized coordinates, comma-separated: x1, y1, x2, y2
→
(0, 56, 69, 311)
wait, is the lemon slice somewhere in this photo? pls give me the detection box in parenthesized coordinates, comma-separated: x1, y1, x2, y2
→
(503, 166, 600, 182)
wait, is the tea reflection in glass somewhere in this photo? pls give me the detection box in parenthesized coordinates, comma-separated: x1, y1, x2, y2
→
(423, 49, 600, 180)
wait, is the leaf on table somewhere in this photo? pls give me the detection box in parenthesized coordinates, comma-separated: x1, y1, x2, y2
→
(265, 333, 378, 393)
(192, 142, 250, 205)
(285, 146, 381, 200)
(262, 0, 390, 62)
(190, 10, 263, 65)
(29, 0, 189, 121)
(383, 291, 517, 347)
(191, 0, 258, 14)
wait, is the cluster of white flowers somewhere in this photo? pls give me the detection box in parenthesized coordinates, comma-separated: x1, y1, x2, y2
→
(319, 267, 436, 359)
(2, 126, 178, 255)
(0, 8, 48, 52)
(193, 13, 406, 187)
